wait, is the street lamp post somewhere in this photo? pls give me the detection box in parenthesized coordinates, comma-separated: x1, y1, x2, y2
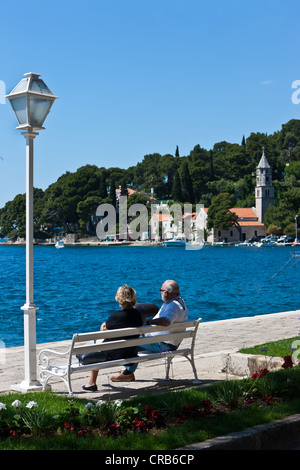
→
(6, 73, 58, 392)
(295, 215, 298, 243)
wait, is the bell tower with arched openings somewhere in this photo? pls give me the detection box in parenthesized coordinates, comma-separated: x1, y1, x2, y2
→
(255, 148, 274, 223)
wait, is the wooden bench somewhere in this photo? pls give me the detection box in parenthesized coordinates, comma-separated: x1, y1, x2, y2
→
(38, 318, 201, 395)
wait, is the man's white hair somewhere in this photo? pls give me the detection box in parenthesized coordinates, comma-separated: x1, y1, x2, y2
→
(164, 280, 180, 297)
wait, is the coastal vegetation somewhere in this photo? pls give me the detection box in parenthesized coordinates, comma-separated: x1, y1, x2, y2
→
(0, 119, 299, 240)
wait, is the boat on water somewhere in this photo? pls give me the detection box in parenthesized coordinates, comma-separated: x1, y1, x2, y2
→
(186, 240, 204, 250)
(254, 240, 277, 247)
(164, 236, 205, 249)
(253, 235, 277, 247)
(164, 236, 186, 246)
(235, 241, 253, 247)
(54, 226, 64, 249)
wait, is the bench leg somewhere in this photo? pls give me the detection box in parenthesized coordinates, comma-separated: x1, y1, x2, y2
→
(67, 373, 73, 395)
(165, 355, 201, 383)
(186, 355, 201, 384)
(164, 357, 172, 380)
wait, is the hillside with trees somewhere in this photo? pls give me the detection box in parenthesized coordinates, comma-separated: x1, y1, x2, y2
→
(0, 119, 299, 239)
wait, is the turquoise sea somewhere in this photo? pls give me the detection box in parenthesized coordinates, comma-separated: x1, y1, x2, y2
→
(0, 245, 299, 348)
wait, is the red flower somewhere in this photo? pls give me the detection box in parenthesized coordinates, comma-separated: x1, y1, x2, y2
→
(262, 396, 274, 406)
(251, 368, 269, 379)
(63, 422, 74, 432)
(282, 355, 294, 369)
(134, 418, 147, 430)
(259, 368, 268, 377)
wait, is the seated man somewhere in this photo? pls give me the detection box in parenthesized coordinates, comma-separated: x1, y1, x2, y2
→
(111, 280, 188, 382)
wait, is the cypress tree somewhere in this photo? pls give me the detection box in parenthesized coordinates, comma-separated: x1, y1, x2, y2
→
(120, 178, 128, 196)
(109, 177, 117, 207)
(99, 172, 108, 199)
(181, 161, 195, 203)
(172, 170, 183, 202)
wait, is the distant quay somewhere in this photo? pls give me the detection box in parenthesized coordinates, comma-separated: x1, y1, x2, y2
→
(0, 236, 163, 247)
(0, 235, 298, 247)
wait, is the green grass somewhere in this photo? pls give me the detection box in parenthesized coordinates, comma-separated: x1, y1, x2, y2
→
(239, 336, 300, 357)
(1, 365, 300, 450)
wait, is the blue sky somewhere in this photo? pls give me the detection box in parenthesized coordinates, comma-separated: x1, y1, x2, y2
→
(0, 0, 299, 208)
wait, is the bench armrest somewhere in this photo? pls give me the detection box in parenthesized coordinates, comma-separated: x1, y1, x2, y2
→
(38, 348, 70, 370)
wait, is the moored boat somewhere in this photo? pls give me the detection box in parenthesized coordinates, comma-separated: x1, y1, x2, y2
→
(164, 236, 186, 246)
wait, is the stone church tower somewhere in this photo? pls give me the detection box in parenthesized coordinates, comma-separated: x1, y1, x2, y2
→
(255, 148, 274, 223)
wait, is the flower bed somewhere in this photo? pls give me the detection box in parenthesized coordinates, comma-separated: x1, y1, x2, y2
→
(0, 394, 220, 441)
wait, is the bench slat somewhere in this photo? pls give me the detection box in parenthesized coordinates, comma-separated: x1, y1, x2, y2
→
(72, 330, 195, 355)
(71, 320, 199, 344)
(70, 348, 192, 373)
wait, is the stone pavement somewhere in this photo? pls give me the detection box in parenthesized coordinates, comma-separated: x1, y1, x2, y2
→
(1, 309, 299, 400)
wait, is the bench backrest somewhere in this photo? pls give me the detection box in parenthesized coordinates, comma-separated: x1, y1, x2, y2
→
(70, 319, 201, 359)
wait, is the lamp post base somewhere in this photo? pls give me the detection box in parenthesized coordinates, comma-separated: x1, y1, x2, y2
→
(10, 380, 45, 393)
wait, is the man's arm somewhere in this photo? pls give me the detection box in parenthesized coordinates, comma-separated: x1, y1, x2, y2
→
(146, 317, 170, 327)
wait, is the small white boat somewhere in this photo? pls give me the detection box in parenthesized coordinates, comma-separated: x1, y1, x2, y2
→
(55, 240, 64, 249)
(54, 227, 64, 248)
(254, 240, 277, 247)
(164, 236, 186, 246)
(210, 241, 225, 246)
(235, 241, 253, 247)
(185, 240, 204, 250)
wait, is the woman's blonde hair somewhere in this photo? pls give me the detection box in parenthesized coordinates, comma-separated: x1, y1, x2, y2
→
(115, 284, 137, 309)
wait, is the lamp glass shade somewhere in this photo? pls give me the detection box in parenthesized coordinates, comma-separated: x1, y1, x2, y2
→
(10, 95, 28, 127)
(6, 73, 58, 130)
(28, 96, 53, 128)
(10, 78, 29, 95)
(30, 79, 52, 95)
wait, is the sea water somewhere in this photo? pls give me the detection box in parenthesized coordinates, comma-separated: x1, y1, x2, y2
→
(0, 245, 299, 347)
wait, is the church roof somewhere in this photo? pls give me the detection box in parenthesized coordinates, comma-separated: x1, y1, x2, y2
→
(228, 208, 258, 220)
(257, 148, 271, 169)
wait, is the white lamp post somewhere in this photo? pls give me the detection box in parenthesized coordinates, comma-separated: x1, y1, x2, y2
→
(6, 73, 58, 392)
(295, 215, 298, 243)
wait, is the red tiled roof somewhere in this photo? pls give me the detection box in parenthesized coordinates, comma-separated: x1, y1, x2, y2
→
(228, 208, 257, 219)
(237, 220, 265, 226)
(153, 207, 263, 226)
(152, 213, 172, 222)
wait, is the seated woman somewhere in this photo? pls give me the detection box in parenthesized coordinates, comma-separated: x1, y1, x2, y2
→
(81, 284, 143, 391)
